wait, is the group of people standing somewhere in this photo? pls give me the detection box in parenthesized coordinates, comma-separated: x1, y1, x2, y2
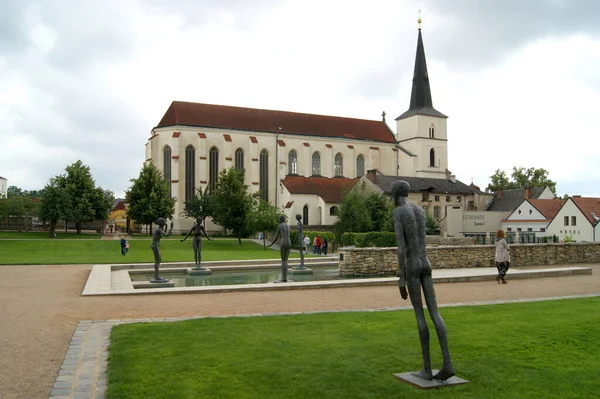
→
(302, 235, 328, 255)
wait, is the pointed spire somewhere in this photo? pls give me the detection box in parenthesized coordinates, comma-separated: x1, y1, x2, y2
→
(396, 19, 447, 121)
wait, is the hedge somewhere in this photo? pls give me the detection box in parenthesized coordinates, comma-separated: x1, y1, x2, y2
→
(290, 230, 336, 249)
(341, 231, 397, 248)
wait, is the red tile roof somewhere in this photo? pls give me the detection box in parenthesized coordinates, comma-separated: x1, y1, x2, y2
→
(156, 101, 396, 143)
(111, 201, 126, 212)
(571, 196, 600, 224)
(281, 176, 359, 203)
(528, 199, 565, 219)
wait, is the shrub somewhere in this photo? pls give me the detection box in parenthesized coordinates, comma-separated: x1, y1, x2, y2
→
(341, 231, 397, 248)
(341, 232, 356, 246)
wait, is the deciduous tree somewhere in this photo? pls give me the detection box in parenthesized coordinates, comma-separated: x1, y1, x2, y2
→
(125, 162, 175, 232)
(55, 160, 114, 233)
(210, 168, 254, 245)
(246, 199, 283, 249)
(39, 179, 72, 238)
(486, 167, 556, 194)
(181, 185, 213, 226)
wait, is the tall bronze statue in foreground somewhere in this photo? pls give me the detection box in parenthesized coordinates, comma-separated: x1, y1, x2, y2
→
(392, 180, 455, 381)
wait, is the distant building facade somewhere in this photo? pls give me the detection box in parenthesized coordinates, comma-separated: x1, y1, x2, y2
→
(546, 196, 600, 242)
(0, 176, 6, 198)
(145, 26, 453, 232)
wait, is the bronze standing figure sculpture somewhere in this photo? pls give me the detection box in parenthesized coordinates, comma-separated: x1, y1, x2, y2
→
(392, 180, 455, 381)
(181, 217, 212, 269)
(150, 217, 173, 283)
(268, 215, 291, 282)
(295, 214, 306, 269)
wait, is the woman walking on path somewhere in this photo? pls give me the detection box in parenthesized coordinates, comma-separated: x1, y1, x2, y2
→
(495, 229, 511, 284)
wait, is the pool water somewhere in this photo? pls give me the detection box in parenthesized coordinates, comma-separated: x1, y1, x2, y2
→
(130, 267, 375, 287)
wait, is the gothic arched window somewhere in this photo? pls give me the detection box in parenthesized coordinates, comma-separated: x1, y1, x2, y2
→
(429, 148, 435, 167)
(288, 150, 298, 175)
(209, 146, 219, 191)
(303, 205, 309, 226)
(334, 153, 343, 177)
(235, 148, 244, 171)
(163, 145, 172, 198)
(185, 145, 195, 204)
(356, 154, 365, 177)
(429, 124, 435, 138)
(312, 152, 321, 176)
(260, 149, 269, 201)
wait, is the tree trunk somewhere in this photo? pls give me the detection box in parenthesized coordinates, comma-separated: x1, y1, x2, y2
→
(49, 220, 57, 238)
(263, 234, 266, 250)
(76, 221, 82, 234)
(238, 233, 242, 245)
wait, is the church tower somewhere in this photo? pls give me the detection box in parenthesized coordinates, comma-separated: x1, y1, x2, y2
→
(396, 18, 449, 178)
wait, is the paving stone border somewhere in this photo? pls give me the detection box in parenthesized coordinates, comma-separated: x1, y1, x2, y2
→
(49, 293, 600, 399)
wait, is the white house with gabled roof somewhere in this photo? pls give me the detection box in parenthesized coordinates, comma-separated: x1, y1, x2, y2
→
(501, 198, 565, 239)
(545, 196, 600, 242)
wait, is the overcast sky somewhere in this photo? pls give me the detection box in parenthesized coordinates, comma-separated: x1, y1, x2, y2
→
(1, 0, 599, 198)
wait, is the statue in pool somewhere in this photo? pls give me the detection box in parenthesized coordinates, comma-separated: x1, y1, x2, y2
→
(392, 180, 455, 381)
(181, 217, 212, 269)
(267, 215, 291, 282)
(150, 217, 173, 283)
(295, 214, 306, 269)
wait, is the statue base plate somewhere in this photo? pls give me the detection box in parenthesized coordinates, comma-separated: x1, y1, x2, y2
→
(274, 279, 292, 283)
(133, 280, 175, 289)
(392, 371, 469, 389)
(186, 267, 212, 275)
(290, 268, 313, 275)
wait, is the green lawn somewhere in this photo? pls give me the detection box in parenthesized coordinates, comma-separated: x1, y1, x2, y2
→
(0, 238, 302, 265)
(0, 231, 101, 239)
(107, 297, 600, 399)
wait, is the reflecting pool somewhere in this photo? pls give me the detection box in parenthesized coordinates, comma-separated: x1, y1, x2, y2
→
(129, 267, 381, 287)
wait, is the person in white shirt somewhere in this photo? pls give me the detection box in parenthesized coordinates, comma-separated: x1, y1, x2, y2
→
(495, 229, 511, 284)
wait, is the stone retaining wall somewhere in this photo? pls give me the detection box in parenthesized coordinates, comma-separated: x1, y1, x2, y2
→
(338, 242, 600, 276)
(426, 236, 475, 246)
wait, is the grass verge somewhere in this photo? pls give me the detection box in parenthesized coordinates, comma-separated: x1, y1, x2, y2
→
(0, 238, 306, 265)
(107, 297, 600, 399)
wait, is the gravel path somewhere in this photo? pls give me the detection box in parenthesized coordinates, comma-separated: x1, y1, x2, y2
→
(1, 263, 599, 399)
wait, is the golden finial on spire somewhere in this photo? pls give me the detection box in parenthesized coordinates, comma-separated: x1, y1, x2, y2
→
(417, 9, 422, 29)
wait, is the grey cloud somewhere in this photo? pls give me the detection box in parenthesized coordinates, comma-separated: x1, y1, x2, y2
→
(425, 0, 600, 67)
(0, 1, 30, 53)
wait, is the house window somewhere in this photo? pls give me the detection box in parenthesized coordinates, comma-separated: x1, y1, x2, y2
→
(446, 196, 451, 202)
(330, 206, 339, 216)
(185, 145, 195, 204)
(527, 228, 532, 232)
(303, 205, 309, 225)
(163, 145, 172, 198)
(235, 148, 244, 171)
(507, 228, 512, 232)
(457, 196, 462, 203)
(334, 153, 343, 177)
(209, 146, 219, 191)
(259, 149, 269, 201)
(422, 192, 429, 202)
(564, 216, 569, 226)
(288, 150, 298, 175)
(429, 148, 435, 167)
(467, 201, 475, 211)
(312, 152, 321, 176)
(540, 228, 546, 232)
(434, 206, 440, 218)
(571, 216, 576, 226)
(429, 124, 435, 138)
(517, 228, 522, 232)
(434, 195, 440, 202)
(356, 155, 365, 177)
